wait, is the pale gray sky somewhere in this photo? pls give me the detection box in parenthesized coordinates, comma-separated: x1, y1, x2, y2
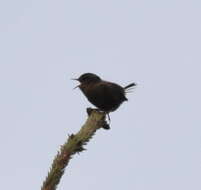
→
(0, 0, 201, 189)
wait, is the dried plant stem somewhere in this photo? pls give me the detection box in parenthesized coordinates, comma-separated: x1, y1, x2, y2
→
(41, 108, 107, 190)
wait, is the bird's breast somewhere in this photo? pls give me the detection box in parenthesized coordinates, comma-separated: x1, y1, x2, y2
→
(79, 82, 126, 112)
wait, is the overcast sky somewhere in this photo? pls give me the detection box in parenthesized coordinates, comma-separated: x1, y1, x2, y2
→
(0, 0, 201, 190)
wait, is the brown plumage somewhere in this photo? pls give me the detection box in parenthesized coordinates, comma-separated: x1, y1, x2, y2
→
(73, 73, 136, 113)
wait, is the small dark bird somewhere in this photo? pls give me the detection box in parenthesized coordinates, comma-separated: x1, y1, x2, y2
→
(72, 73, 136, 114)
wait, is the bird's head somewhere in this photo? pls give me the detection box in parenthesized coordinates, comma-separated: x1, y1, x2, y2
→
(72, 73, 101, 89)
(73, 73, 101, 83)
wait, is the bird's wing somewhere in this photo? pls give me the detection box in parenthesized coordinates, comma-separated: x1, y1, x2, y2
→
(96, 82, 127, 101)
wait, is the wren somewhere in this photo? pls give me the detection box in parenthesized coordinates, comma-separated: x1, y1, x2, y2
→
(73, 73, 136, 114)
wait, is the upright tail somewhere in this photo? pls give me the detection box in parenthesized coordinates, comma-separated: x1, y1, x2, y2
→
(124, 83, 136, 90)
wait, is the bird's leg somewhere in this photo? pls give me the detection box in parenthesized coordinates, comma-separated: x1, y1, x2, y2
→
(106, 113, 111, 123)
(86, 108, 110, 130)
(101, 112, 110, 130)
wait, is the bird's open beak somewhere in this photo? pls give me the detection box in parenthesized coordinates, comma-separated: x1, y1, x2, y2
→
(73, 85, 79, 89)
(71, 78, 80, 89)
(71, 78, 79, 81)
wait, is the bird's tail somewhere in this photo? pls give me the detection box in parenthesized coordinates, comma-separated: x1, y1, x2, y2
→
(124, 83, 136, 93)
(124, 83, 136, 90)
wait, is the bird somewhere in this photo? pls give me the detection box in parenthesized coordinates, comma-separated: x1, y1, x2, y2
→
(72, 73, 136, 114)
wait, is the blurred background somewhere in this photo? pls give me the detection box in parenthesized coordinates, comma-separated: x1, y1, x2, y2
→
(0, 0, 200, 189)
